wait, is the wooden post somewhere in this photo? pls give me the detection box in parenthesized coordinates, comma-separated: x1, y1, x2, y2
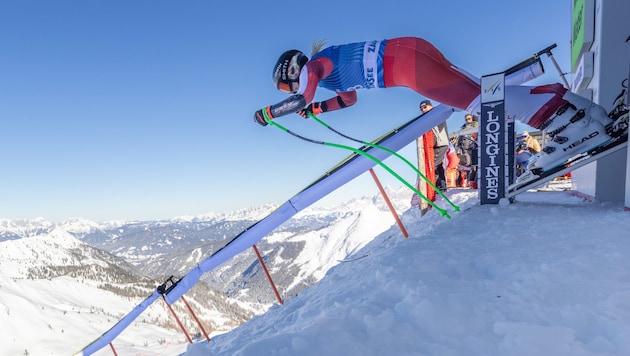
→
(368, 168, 409, 238)
(162, 297, 193, 344)
(181, 295, 211, 342)
(253, 244, 284, 304)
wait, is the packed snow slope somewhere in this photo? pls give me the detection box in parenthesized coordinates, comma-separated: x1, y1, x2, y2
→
(185, 187, 630, 356)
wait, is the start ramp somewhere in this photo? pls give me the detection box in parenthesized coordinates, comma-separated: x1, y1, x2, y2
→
(76, 105, 455, 355)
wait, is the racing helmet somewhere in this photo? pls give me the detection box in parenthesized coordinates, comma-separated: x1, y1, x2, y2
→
(273, 50, 308, 93)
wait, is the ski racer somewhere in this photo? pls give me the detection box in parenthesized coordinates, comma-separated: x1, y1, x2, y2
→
(253, 37, 614, 184)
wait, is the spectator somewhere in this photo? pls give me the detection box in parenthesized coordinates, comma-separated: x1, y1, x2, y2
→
(457, 113, 479, 187)
(454, 132, 478, 188)
(460, 113, 479, 130)
(515, 140, 532, 177)
(445, 141, 461, 188)
(420, 100, 449, 192)
(519, 130, 541, 154)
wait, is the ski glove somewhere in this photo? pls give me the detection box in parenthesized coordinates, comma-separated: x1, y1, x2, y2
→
(254, 107, 272, 126)
(297, 102, 324, 118)
(254, 95, 308, 126)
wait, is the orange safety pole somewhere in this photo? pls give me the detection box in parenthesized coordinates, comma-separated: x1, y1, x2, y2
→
(162, 296, 193, 344)
(181, 295, 211, 342)
(253, 244, 284, 304)
(109, 343, 118, 356)
(368, 168, 409, 238)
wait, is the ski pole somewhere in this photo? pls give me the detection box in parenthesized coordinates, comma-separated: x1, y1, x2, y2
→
(262, 112, 451, 218)
(307, 112, 460, 212)
(537, 44, 571, 89)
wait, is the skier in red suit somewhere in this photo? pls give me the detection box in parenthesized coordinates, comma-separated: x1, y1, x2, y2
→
(254, 37, 613, 180)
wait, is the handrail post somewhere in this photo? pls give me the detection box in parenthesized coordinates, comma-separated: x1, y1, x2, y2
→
(369, 168, 409, 238)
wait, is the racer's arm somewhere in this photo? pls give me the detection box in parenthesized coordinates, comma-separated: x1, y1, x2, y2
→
(317, 91, 358, 112)
(297, 91, 358, 118)
(300, 58, 358, 115)
(254, 58, 356, 125)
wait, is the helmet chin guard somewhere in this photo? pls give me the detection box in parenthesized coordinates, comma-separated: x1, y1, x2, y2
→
(273, 50, 308, 93)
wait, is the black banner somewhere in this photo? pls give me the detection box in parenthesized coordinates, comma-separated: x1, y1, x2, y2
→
(480, 74, 507, 204)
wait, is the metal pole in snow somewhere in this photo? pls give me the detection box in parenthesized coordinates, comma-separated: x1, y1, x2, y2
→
(253, 244, 284, 304)
(161, 296, 193, 344)
(181, 295, 211, 342)
(369, 168, 410, 238)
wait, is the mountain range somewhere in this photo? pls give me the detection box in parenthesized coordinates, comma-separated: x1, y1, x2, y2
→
(0, 186, 412, 355)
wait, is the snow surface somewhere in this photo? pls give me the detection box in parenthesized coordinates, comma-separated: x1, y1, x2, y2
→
(0, 231, 186, 355)
(3, 183, 630, 355)
(184, 185, 630, 356)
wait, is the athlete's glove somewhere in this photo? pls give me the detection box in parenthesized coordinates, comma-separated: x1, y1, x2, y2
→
(254, 107, 272, 126)
(297, 102, 324, 118)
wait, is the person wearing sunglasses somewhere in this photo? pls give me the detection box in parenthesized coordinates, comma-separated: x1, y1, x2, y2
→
(461, 114, 478, 130)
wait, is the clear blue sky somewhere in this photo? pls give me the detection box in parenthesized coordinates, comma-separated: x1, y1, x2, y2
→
(0, 1, 571, 222)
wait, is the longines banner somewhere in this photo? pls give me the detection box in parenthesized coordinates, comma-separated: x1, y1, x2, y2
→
(480, 73, 506, 204)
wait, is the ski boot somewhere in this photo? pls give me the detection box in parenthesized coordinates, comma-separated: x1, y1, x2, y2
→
(606, 88, 629, 139)
(517, 92, 613, 183)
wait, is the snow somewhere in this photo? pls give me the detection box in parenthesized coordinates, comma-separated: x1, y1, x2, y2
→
(2, 183, 630, 355)
(0, 275, 186, 356)
(184, 185, 630, 356)
(0, 229, 186, 355)
(288, 202, 399, 283)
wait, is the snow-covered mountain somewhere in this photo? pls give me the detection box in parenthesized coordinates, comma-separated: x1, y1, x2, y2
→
(0, 186, 414, 355)
(185, 187, 630, 356)
(0, 225, 258, 355)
